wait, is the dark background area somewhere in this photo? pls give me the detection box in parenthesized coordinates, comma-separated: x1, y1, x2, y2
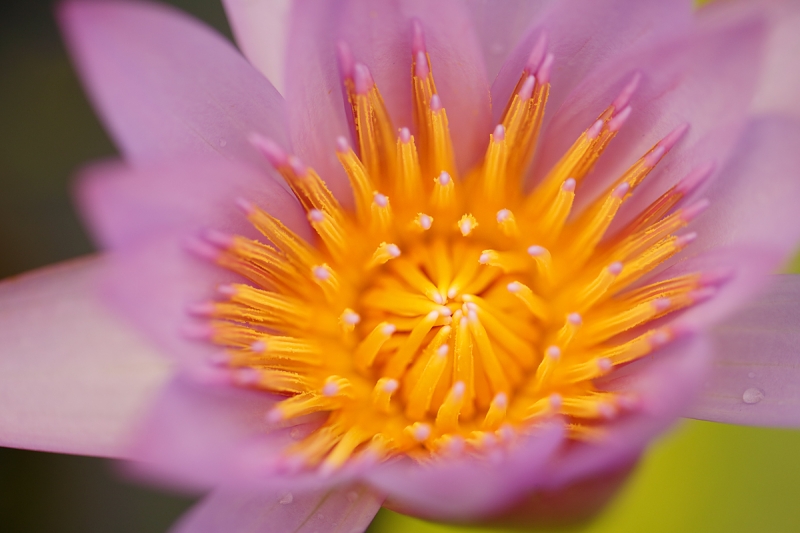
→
(0, 1, 232, 531)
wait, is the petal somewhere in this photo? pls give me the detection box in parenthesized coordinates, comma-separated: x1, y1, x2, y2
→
(76, 157, 310, 366)
(687, 274, 800, 427)
(0, 256, 170, 457)
(126, 376, 281, 489)
(368, 422, 564, 521)
(76, 156, 309, 250)
(221, 0, 291, 94)
(699, 0, 800, 117)
(462, 0, 555, 83)
(170, 485, 382, 533)
(284, 0, 491, 199)
(127, 376, 366, 492)
(58, 0, 287, 172)
(687, 116, 800, 258)
(539, 12, 765, 215)
(492, 0, 693, 125)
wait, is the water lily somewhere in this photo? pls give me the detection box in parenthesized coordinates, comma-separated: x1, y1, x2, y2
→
(2, 0, 800, 531)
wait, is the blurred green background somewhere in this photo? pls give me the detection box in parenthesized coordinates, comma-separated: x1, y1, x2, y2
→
(0, 0, 799, 532)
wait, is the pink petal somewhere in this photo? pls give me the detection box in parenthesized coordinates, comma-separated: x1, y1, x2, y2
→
(126, 375, 371, 493)
(462, 0, 556, 82)
(76, 156, 309, 250)
(77, 157, 310, 366)
(170, 485, 382, 533)
(58, 0, 287, 172)
(221, 0, 291, 93)
(284, 0, 491, 200)
(491, 0, 693, 124)
(687, 274, 800, 427)
(545, 333, 712, 489)
(125, 376, 282, 490)
(540, 13, 765, 216)
(367, 423, 564, 521)
(683, 116, 800, 258)
(0, 256, 170, 457)
(699, 0, 800, 117)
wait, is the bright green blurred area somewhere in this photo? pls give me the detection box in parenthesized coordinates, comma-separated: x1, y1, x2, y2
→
(370, 420, 800, 532)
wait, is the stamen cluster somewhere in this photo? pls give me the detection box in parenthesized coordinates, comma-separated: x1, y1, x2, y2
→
(192, 24, 715, 472)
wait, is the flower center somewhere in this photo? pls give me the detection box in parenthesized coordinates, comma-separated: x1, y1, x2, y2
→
(192, 24, 716, 473)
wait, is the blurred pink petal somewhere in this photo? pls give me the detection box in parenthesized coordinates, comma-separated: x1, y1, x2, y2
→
(58, 0, 287, 172)
(368, 422, 564, 521)
(492, 0, 693, 125)
(462, 0, 555, 82)
(284, 0, 491, 199)
(535, 13, 764, 210)
(688, 274, 800, 427)
(170, 484, 382, 533)
(221, 0, 291, 94)
(77, 157, 309, 366)
(0, 256, 169, 457)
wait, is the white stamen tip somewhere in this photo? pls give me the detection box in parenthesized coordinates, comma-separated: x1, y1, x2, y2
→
(597, 358, 613, 372)
(562, 178, 577, 192)
(437, 344, 450, 357)
(266, 408, 284, 423)
(438, 306, 452, 317)
(432, 292, 445, 305)
(418, 213, 433, 230)
(507, 281, 522, 293)
(343, 310, 361, 325)
(613, 182, 631, 199)
(335, 135, 350, 153)
(382, 378, 399, 393)
(567, 313, 582, 326)
(587, 119, 604, 140)
(478, 252, 491, 264)
(438, 171, 451, 186)
(385, 243, 401, 257)
(251, 340, 267, 353)
(493, 392, 508, 408)
(430, 94, 443, 111)
(312, 265, 330, 280)
(381, 323, 396, 336)
(322, 381, 339, 397)
(496, 209, 511, 222)
(608, 262, 624, 275)
(549, 393, 563, 409)
(652, 298, 671, 312)
(373, 192, 389, 207)
(412, 423, 431, 442)
(452, 381, 466, 396)
(598, 402, 616, 419)
(493, 124, 506, 142)
(447, 288, 458, 299)
(651, 330, 671, 346)
(546, 345, 561, 359)
(308, 209, 324, 222)
(399, 127, 411, 143)
(527, 245, 545, 257)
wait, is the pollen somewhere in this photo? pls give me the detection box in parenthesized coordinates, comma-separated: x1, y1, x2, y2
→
(193, 23, 717, 471)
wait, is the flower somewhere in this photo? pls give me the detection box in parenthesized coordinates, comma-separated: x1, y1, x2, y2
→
(2, 0, 800, 531)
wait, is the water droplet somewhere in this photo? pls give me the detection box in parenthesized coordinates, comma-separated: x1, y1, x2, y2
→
(742, 388, 764, 405)
(219, 138, 227, 147)
(347, 491, 359, 503)
(279, 492, 293, 505)
(748, 372, 756, 379)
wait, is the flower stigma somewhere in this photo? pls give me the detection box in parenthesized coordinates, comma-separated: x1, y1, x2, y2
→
(192, 23, 719, 473)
